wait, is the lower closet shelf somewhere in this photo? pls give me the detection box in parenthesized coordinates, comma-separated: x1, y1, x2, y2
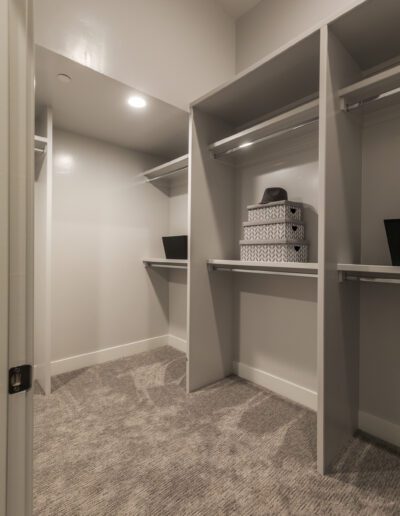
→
(207, 259, 318, 278)
(143, 258, 188, 270)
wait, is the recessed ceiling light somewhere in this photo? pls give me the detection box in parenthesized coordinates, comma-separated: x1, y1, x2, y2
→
(128, 95, 147, 109)
(57, 73, 72, 83)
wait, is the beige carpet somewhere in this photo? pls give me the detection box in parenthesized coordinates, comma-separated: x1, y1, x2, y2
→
(34, 346, 400, 515)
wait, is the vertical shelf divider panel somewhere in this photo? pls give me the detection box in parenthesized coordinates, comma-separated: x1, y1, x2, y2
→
(187, 109, 235, 392)
(34, 106, 53, 396)
(317, 26, 363, 473)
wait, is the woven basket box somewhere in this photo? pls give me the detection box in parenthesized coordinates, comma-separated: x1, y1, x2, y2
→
(240, 239, 308, 262)
(243, 219, 305, 241)
(247, 200, 303, 222)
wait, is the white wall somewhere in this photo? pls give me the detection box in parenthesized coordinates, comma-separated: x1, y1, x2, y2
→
(233, 129, 319, 397)
(359, 105, 400, 428)
(34, 0, 235, 111)
(236, 0, 359, 72)
(51, 129, 170, 361)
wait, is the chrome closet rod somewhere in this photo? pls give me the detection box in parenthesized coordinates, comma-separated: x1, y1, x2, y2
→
(212, 116, 319, 159)
(213, 267, 317, 278)
(345, 85, 400, 112)
(145, 166, 188, 183)
(344, 275, 400, 285)
(34, 147, 46, 153)
(145, 264, 187, 270)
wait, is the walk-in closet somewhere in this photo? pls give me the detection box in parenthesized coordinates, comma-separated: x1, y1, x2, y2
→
(8, 0, 397, 513)
(33, 46, 189, 395)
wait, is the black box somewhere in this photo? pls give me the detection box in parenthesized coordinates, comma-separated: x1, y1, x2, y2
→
(384, 219, 400, 266)
(162, 235, 188, 259)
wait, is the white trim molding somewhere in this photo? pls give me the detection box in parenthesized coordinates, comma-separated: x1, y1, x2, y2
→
(167, 334, 187, 353)
(359, 411, 400, 449)
(50, 335, 170, 376)
(233, 361, 317, 411)
(35, 334, 188, 379)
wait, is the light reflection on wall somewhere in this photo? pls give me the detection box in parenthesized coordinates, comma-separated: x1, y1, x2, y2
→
(55, 153, 75, 174)
(68, 37, 105, 73)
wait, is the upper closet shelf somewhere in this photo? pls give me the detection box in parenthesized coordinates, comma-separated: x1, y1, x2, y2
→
(209, 99, 319, 159)
(34, 134, 47, 152)
(143, 258, 188, 270)
(338, 263, 400, 284)
(34, 135, 47, 179)
(208, 259, 318, 278)
(140, 154, 188, 182)
(340, 63, 400, 112)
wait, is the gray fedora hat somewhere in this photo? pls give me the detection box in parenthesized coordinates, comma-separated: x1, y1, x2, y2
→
(260, 187, 288, 204)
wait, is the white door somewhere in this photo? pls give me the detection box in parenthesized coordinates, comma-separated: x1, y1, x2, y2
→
(0, 0, 35, 515)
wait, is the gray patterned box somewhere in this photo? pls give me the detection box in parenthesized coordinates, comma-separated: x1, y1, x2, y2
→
(247, 200, 303, 222)
(240, 239, 308, 262)
(243, 219, 305, 241)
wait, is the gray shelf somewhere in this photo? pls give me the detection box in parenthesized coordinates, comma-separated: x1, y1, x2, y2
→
(140, 155, 188, 182)
(192, 32, 319, 127)
(209, 99, 319, 159)
(339, 63, 400, 112)
(143, 258, 188, 270)
(338, 263, 400, 284)
(34, 135, 47, 179)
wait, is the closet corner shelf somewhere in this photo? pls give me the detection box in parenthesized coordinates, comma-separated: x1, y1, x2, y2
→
(140, 154, 188, 182)
(208, 259, 318, 278)
(34, 135, 48, 178)
(339, 63, 400, 111)
(208, 98, 319, 159)
(34, 134, 47, 153)
(338, 264, 400, 284)
(143, 258, 188, 270)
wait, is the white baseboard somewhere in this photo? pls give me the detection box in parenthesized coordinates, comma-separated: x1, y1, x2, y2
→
(50, 335, 170, 376)
(167, 334, 187, 354)
(359, 411, 400, 448)
(233, 361, 317, 411)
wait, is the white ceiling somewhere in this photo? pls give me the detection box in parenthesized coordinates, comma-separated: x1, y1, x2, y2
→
(35, 46, 188, 159)
(216, 0, 262, 19)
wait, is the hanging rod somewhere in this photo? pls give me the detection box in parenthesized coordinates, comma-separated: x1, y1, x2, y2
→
(342, 274, 400, 285)
(212, 116, 319, 159)
(34, 147, 46, 153)
(145, 166, 188, 183)
(344, 86, 400, 112)
(145, 264, 187, 270)
(212, 267, 317, 278)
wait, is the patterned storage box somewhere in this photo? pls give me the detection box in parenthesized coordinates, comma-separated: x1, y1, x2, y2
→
(243, 219, 305, 241)
(247, 201, 303, 222)
(240, 239, 308, 262)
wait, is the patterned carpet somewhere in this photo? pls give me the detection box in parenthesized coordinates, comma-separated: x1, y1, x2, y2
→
(34, 346, 400, 515)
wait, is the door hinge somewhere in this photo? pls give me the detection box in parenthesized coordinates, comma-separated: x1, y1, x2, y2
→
(8, 365, 32, 394)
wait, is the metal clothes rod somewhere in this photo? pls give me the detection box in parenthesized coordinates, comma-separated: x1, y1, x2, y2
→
(34, 147, 46, 153)
(344, 275, 400, 285)
(212, 267, 317, 278)
(212, 116, 319, 159)
(145, 166, 188, 183)
(145, 264, 187, 270)
(345, 85, 400, 112)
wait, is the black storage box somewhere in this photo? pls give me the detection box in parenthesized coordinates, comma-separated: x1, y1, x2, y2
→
(162, 235, 188, 259)
(384, 219, 400, 266)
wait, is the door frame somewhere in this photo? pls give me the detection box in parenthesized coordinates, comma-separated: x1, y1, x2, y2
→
(0, 0, 10, 513)
(1, 0, 35, 515)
